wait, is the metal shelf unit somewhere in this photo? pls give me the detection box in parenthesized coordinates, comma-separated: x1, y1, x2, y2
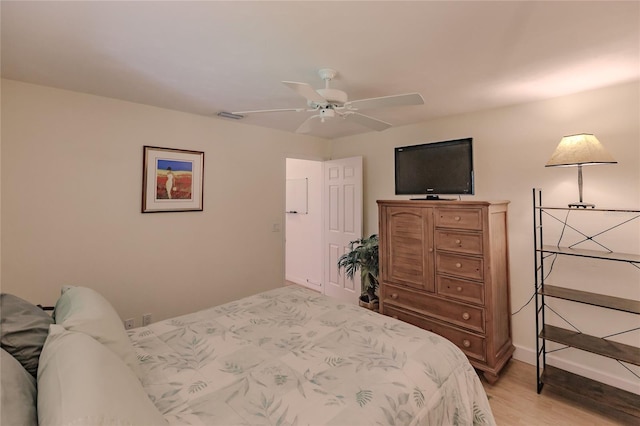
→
(533, 188, 640, 423)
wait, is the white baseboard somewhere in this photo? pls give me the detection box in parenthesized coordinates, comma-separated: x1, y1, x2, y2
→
(513, 344, 640, 395)
(513, 344, 537, 365)
(285, 275, 322, 289)
(285, 275, 305, 286)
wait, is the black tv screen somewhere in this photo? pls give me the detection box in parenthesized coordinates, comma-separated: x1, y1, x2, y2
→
(395, 138, 474, 197)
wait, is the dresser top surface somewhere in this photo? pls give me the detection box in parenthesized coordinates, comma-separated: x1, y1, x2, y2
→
(377, 199, 510, 207)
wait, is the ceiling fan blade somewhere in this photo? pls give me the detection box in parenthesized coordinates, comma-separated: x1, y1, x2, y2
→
(345, 92, 424, 110)
(295, 114, 319, 134)
(282, 81, 327, 104)
(231, 107, 306, 115)
(344, 112, 392, 131)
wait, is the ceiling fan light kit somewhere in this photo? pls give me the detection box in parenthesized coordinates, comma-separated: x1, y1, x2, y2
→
(319, 108, 336, 121)
(228, 68, 424, 134)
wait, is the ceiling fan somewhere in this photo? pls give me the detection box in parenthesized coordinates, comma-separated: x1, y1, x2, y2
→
(226, 68, 425, 134)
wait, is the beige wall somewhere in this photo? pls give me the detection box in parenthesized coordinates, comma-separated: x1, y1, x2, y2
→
(1, 79, 330, 324)
(330, 80, 640, 392)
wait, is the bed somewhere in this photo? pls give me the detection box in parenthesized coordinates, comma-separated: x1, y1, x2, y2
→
(1, 285, 496, 426)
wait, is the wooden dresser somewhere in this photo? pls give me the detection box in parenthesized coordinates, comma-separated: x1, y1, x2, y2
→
(378, 199, 514, 383)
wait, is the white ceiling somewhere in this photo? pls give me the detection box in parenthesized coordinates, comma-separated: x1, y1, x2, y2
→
(2, 1, 638, 139)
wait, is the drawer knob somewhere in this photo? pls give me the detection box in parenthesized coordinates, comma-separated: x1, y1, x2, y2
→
(390, 293, 398, 299)
(462, 339, 471, 348)
(454, 216, 461, 221)
(462, 312, 470, 320)
(456, 286, 463, 292)
(455, 239, 461, 245)
(428, 247, 434, 253)
(456, 262, 462, 268)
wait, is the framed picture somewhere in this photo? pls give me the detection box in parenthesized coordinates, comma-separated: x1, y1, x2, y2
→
(142, 146, 204, 213)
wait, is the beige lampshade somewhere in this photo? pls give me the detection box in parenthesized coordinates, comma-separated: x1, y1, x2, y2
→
(545, 134, 617, 167)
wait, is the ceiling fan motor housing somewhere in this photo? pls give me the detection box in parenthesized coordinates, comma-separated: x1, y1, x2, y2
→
(311, 88, 348, 108)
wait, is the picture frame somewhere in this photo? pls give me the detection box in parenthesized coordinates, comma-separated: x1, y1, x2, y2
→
(142, 146, 204, 213)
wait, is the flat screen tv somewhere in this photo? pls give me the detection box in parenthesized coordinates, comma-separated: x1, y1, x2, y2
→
(395, 137, 474, 199)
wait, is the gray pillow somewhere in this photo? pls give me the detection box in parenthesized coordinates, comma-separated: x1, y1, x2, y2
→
(1, 348, 37, 426)
(0, 293, 54, 377)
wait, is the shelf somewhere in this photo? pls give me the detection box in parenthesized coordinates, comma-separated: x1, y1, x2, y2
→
(534, 189, 640, 419)
(540, 325, 640, 366)
(539, 245, 640, 263)
(535, 206, 640, 214)
(540, 285, 640, 314)
(541, 365, 640, 422)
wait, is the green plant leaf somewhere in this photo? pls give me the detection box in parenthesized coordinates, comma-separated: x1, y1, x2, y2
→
(336, 234, 379, 296)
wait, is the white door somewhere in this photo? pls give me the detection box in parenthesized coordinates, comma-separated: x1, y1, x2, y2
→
(323, 156, 363, 304)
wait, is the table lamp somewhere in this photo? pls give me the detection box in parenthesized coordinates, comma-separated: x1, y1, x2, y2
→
(545, 134, 617, 208)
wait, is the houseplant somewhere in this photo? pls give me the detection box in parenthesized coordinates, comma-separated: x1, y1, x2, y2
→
(337, 234, 379, 310)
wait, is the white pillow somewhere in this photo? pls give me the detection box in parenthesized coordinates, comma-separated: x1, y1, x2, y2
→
(37, 324, 167, 426)
(54, 286, 142, 379)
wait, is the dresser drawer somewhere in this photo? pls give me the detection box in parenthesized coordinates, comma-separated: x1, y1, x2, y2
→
(435, 208, 483, 230)
(383, 305, 486, 362)
(436, 252, 483, 281)
(382, 284, 485, 333)
(437, 275, 484, 305)
(435, 230, 483, 255)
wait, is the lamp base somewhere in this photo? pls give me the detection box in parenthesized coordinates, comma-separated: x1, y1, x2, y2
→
(568, 202, 595, 209)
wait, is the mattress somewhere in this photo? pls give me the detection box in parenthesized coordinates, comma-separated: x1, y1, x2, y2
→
(129, 285, 495, 425)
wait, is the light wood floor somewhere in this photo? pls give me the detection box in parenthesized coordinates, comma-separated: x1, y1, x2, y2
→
(480, 359, 627, 425)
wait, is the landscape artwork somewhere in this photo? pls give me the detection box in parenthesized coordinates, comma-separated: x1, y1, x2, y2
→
(142, 146, 204, 213)
(156, 159, 193, 200)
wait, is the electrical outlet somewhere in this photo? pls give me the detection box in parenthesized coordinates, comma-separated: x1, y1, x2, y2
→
(142, 313, 152, 326)
(124, 318, 135, 330)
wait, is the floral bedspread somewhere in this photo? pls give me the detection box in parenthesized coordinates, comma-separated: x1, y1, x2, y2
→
(128, 286, 495, 425)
